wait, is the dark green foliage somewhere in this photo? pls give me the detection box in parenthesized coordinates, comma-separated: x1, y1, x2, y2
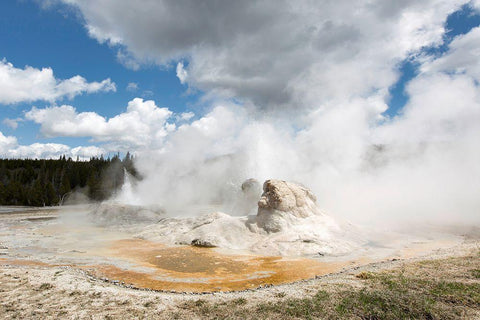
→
(0, 154, 139, 206)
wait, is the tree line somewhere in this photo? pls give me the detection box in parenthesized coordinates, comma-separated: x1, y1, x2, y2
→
(0, 153, 138, 206)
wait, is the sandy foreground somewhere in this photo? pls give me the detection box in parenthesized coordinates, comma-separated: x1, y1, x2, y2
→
(0, 206, 479, 319)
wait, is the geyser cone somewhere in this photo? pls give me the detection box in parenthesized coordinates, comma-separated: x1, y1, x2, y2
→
(137, 179, 364, 257)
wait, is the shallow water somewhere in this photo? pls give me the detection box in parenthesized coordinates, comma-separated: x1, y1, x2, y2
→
(87, 238, 356, 292)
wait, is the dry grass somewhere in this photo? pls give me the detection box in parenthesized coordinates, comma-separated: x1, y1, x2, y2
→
(174, 250, 480, 319)
(1, 250, 479, 319)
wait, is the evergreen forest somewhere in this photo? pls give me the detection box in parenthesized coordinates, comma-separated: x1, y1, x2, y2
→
(0, 153, 137, 206)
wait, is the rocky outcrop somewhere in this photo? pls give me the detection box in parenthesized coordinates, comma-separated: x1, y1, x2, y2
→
(137, 212, 251, 250)
(191, 238, 217, 248)
(256, 180, 322, 232)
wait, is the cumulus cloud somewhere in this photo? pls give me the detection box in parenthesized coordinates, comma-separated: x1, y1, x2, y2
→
(178, 111, 194, 121)
(117, 50, 140, 71)
(176, 62, 188, 84)
(8, 143, 71, 159)
(0, 58, 116, 105)
(472, 0, 480, 10)
(422, 26, 480, 80)
(70, 145, 106, 159)
(0, 131, 104, 160)
(62, 0, 467, 110)
(25, 98, 174, 151)
(0, 131, 18, 151)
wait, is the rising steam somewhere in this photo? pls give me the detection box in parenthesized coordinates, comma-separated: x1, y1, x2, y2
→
(116, 70, 480, 227)
(72, 1, 480, 227)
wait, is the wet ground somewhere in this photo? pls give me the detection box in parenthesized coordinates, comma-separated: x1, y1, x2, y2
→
(87, 238, 359, 292)
(0, 206, 465, 293)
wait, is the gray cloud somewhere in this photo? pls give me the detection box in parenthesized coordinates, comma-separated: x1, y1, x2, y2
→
(62, 0, 468, 110)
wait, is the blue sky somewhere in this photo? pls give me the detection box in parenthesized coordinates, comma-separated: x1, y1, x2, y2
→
(386, 4, 480, 117)
(0, 0, 197, 150)
(0, 1, 479, 159)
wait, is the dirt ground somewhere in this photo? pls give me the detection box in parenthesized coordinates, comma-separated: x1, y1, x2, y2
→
(1, 207, 479, 319)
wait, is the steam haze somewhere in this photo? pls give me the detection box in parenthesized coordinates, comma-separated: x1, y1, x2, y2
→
(56, 0, 480, 226)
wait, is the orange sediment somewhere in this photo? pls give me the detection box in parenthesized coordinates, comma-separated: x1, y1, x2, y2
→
(1, 238, 368, 293)
(87, 239, 355, 292)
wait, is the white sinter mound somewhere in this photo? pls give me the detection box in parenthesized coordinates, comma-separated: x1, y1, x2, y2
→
(135, 179, 364, 257)
(89, 202, 164, 226)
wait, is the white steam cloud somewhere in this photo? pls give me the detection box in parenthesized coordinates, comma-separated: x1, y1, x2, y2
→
(56, 0, 479, 226)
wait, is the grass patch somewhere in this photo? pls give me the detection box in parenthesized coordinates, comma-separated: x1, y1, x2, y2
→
(232, 298, 247, 305)
(143, 301, 154, 308)
(175, 251, 480, 319)
(471, 269, 480, 279)
(355, 271, 374, 279)
(38, 283, 53, 290)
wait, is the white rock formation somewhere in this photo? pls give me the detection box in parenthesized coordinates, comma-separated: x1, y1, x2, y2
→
(255, 179, 322, 232)
(89, 202, 164, 226)
(138, 211, 251, 249)
(135, 179, 365, 257)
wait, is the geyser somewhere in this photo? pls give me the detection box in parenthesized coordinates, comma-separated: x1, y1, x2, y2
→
(255, 179, 323, 232)
(135, 179, 363, 257)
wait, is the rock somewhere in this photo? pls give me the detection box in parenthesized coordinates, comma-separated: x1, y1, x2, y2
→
(230, 178, 262, 216)
(256, 179, 321, 232)
(90, 202, 164, 226)
(191, 239, 217, 248)
(138, 211, 250, 250)
(136, 179, 362, 256)
(241, 178, 262, 195)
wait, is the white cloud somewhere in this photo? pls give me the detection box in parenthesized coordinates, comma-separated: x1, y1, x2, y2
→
(472, 0, 480, 11)
(70, 145, 106, 159)
(422, 26, 480, 81)
(179, 111, 194, 121)
(8, 143, 71, 159)
(176, 62, 188, 84)
(141, 90, 154, 98)
(0, 130, 104, 160)
(117, 50, 140, 71)
(2, 118, 22, 129)
(0, 131, 18, 152)
(0, 58, 116, 105)
(25, 98, 173, 150)
(126, 82, 139, 92)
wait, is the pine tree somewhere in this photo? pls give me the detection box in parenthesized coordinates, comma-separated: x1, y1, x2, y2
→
(44, 181, 57, 206)
(30, 178, 44, 206)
